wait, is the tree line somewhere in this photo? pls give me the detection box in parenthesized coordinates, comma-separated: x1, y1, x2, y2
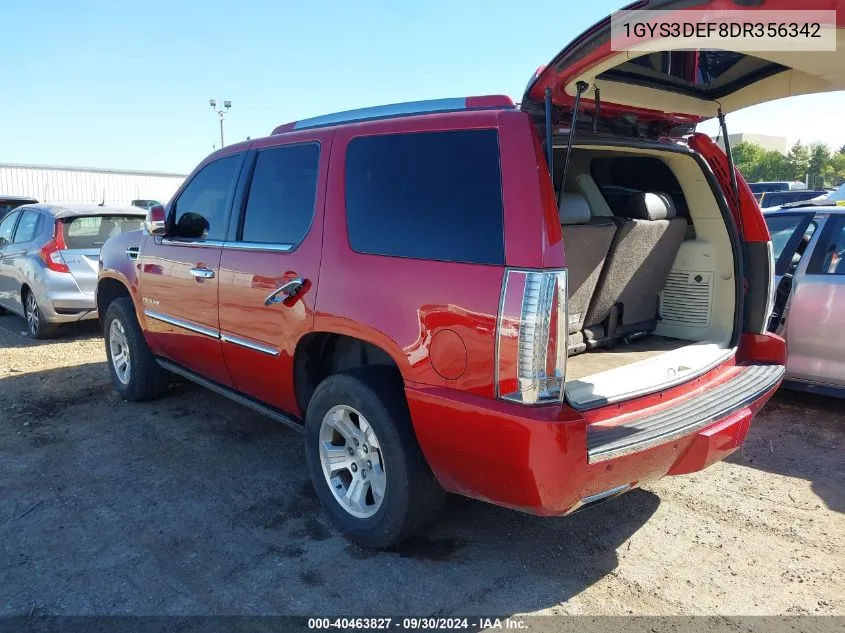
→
(732, 140, 845, 189)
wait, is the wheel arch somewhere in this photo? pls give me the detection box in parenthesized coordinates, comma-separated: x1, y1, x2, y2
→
(293, 329, 407, 418)
(96, 273, 135, 329)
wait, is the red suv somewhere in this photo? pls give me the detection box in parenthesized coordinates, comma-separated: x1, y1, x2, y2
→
(95, 1, 843, 547)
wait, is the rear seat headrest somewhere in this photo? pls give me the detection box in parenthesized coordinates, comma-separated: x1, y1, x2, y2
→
(558, 193, 592, 225)
(623, 192, 677, 221)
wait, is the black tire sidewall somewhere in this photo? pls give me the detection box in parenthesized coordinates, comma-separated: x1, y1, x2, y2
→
(304, 369, 417, 548)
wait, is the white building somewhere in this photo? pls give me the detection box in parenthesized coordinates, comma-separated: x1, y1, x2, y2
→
(0, 163, 186, 206)
(712, 133, 788, 155)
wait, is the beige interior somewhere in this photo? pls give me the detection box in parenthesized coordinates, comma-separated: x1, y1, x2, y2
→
(562, 29, 845, 117)
(560, 144, 738, 408)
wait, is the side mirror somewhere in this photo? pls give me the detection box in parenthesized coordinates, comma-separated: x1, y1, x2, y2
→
(145, 204, 167, 236)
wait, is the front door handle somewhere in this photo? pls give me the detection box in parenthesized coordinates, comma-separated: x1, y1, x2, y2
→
(189, 266, 215, 279)
(265, 277, 305, 305)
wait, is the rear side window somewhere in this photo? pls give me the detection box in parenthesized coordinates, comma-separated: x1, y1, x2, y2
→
(61, 215, 145, 249)
(240, 143, 320, 246)
(345, 130, 504, 265)
(172, 155, 241, 240)
(808, 217, 845, 275)
(12, 210, 42, 243)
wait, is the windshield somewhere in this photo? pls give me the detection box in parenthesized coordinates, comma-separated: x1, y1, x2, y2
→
(61, 215, 144, 249)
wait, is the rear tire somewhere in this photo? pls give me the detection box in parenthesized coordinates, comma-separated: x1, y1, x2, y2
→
(304, 366, 445, 548)
(23, 288, 59, 339)
(103, 297, 170, 401)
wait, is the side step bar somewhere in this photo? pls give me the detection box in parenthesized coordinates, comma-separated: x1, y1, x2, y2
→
(157, 359, 303, 433)
(587, 363, 784, 463)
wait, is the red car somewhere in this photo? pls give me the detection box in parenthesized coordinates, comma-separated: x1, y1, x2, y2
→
(98, 1, 844, 547)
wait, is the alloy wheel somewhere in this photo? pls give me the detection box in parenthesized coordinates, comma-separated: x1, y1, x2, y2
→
(25, 293, 39, 336)
(109, 318, 132, 385)
(318, 404, 387, 519)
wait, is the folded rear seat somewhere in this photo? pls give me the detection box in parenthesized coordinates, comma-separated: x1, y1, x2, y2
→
(581, 191, 686, 346)
(558, 193, 617, 355)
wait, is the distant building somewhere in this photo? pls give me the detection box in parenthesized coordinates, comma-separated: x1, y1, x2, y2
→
(0, 163, 186, 206)
(712, 133, 788, 155)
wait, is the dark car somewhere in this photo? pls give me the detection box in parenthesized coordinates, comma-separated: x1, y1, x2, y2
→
(0, 196, 38, 220)
(759, 190, 826, 209)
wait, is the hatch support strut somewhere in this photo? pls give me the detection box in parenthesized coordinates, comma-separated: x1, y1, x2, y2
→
(717, 106, 739, 203)
(559, 81, 589, 194)
(544, 87, 554, 178)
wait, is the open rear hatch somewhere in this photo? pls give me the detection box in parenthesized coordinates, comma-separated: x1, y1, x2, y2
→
(523, 0, 845, 135)
(520, 0, 837, 409)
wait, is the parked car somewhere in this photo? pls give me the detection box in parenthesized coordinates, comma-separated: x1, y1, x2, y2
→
(758, 190, 828, 209)
(0, 204, 145, 338)
(0, 196, 38, 220)
(748, 181, 807, 194)
(96, 0, 825, 548)
(766, 202, 845, 396)
(131, 199, 162, 210)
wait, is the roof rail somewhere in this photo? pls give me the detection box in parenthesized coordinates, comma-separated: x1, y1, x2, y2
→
(272, 95, 515, 134)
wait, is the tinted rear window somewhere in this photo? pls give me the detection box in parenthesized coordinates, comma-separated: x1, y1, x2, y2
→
(61, 215, 145, 249)
(345, 130, 504, 265)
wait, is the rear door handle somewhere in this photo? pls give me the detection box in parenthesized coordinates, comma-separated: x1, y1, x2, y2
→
(265, 277, 305, 305)
(189, 266, 215, 279)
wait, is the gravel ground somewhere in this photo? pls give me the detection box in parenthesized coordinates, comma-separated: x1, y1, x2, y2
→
(1, 312, 843, 617)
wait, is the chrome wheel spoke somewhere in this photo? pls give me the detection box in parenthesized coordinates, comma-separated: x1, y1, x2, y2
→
(321, 442, 352, 474)
(327, 409, 361, 444)
(344, 477, 369, 514)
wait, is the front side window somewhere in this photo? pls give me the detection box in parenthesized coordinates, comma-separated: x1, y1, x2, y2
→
(345, 129, 504, 265)
(240, 143, 320, 246)
(811, 218, 845, 275)
(0, 211, 20, 247)
(13, 210, 43, 243)
(171, 155, 241, 240)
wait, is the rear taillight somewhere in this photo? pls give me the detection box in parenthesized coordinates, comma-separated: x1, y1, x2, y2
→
(39, 221, 69, 273)
(496, 269, 567, 405)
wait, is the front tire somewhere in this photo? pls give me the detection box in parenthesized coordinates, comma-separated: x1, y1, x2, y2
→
(23, 289, 58, 339)
(103, 297, 170, 401)
(304, 366, 445, 548)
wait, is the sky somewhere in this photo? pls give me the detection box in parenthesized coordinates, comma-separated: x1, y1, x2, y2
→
(3, 0, 843, 174)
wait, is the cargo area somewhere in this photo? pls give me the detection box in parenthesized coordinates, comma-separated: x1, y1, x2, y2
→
(554, 142, 739, 409)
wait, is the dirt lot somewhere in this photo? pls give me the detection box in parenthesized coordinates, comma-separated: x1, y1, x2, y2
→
(1, 312, 843, 617)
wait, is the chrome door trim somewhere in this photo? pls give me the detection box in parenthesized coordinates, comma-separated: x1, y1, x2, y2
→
(160, 238, 226, 248)
(220, 332, 279, 357)
(144, 309, 220, 339)
(222, 242, 293, 252)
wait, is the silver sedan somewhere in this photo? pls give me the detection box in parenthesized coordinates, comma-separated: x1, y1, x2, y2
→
(0, 203, 145, 338)
(766, 203, 845, 397)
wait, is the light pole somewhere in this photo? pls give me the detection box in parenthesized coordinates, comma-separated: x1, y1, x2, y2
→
(209, 99, 231, 148)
